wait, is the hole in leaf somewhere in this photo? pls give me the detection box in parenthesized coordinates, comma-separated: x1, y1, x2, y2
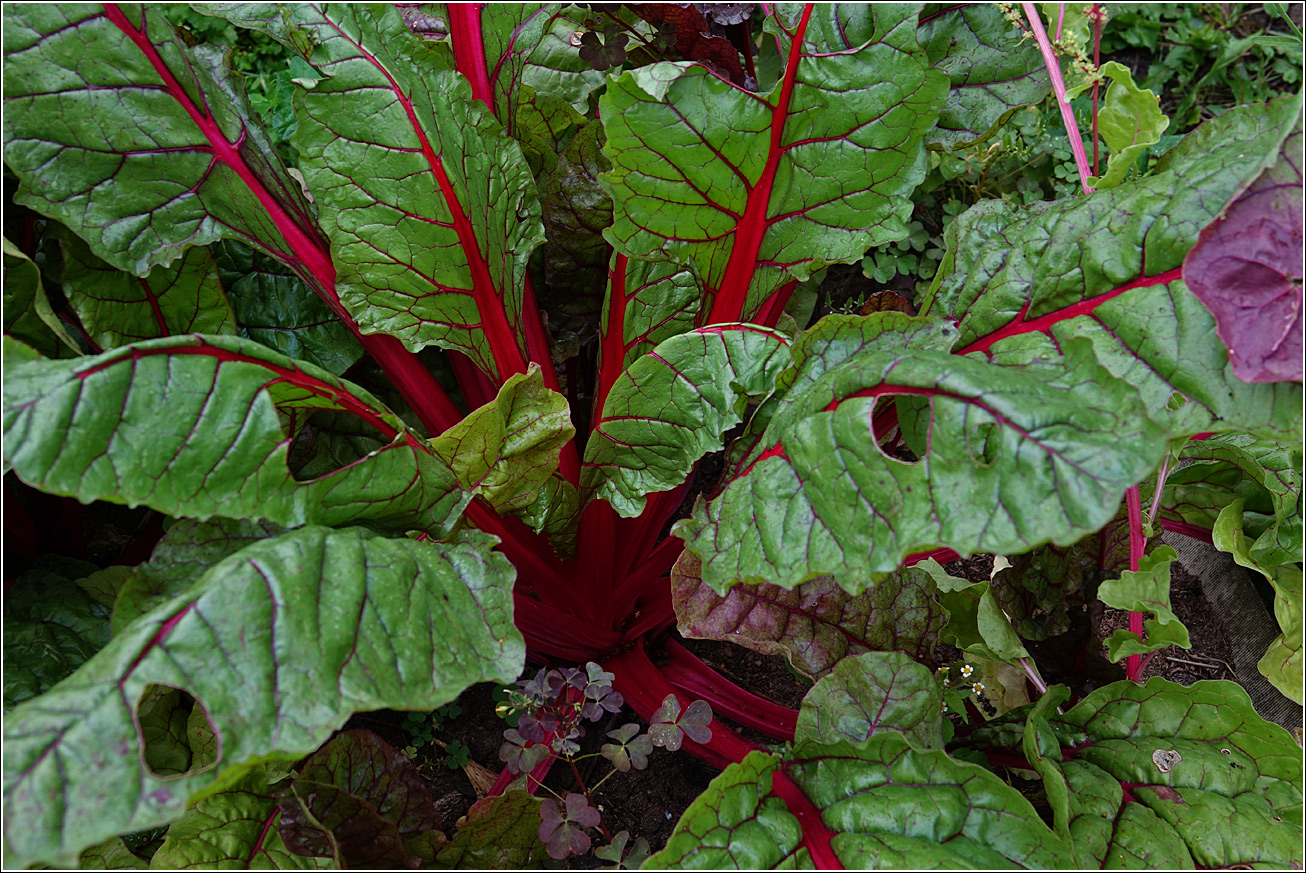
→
(867, 397, 921, 467)
(134, 684, 220, 779)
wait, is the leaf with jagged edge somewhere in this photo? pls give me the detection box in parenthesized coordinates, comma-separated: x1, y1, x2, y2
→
(583, 324, 792, 517)
(3, 334, 469, 534)
(211, 241, 363, 377)
(1160, 432, 1302, 569)
(150, 765, 331, 870)
(1015, 679, 1303, 869)
(1097, 545, 1191, 662)
(58, 229, 236, 349)
(646, 734, 1074, 869)
(2, 237, 81, 358)
(111, 518, 282, 636)
(1, 526, 523, 868)
(918, 4, 1050, 150)
(1213, 499, 1303, 704)
(3, 5, 325, 279)
(600, 5, 947, 324)
(676, 328, 1167, 596)
(279, 5, 544, 381)
(922, 97, 1303, 443)
(672, 550, 944, 680)
(795, 652, 943, 749)
(431, 364, 575, 513)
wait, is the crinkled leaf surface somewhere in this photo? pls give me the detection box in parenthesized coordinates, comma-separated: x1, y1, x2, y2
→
(77, 836, 147, 870)
(1213, 500, 1303, 704)
(1022, 679, 1304, 868)
(2, 4, 325, 278)
(672, 551, 944, 679)
(601, 4, 947, 322)
(539, 119, 612, 332)
(925, 97, 1303, 442)
(1082, 62, 1169, 189)
(795, 652, 942, 749)
(1097, 545, 1191, 661)
(988, 536, 1102, 641)
(2, 236, 80, 358)
(211, 241, 363, 377)
(1, 525, 523, 868)
(3, 334, 469, 533)
(278, 729, 441, 868)
(151, 765, 330, 870)
(677, 328, 1167, 594)
(3, 563, 112, 711)
(917, 3, 1050, 150)
(288, 4, 543, 379)
(431, 364, 574, 513)
(59, 230, 236, 349)
(434, 790, 546, 869)
(1161, 432, 1302, 569)
(647, 733, 1073, 869)
(1182, 112, 1303, 383)
(112, 517, 282, 636)
(583, 324, 792, 516)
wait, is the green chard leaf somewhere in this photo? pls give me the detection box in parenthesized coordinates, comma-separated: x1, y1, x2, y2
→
(1081, 61, 1170, 189)
(287, 4, 544, 381)
(647, 734, 1073, 869)
(2, 526, 523, 868)
(601, 4, 947, 324)
(77, 836, 148, 870)
(1213, 499, 1304, 704)
(795, 652, 943, 749)
(3, 5, 326, 280)
(928, 561, 1033, 665)
(3, 334, 469, 533)
(59, 229, 236, 349)
(1018, 679, 1304, 869)
(672, 551, 945, 680)
(583, 324, 792, 516)
(918, 3, 1051, 150)
(1096, 545, 1191, 661)
(434, 791, 547, 869)
(2, 236, 81, 358)
(924, 97, 1303, 442)
(151, 765, 331, 869)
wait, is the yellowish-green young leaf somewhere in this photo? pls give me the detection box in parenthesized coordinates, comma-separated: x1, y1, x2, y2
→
(1097, 545, 1191, 661)
(1085, 62, 1170, 188)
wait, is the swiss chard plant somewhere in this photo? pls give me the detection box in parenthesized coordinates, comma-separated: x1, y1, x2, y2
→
(2, 2, 1302, 869)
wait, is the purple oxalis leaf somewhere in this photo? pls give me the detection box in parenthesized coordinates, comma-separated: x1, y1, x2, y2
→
(1183, 119, 1304, 383)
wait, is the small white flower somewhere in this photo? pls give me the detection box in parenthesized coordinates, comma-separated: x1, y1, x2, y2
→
(941, 701, 949, 713)
(960, 664, 974, 678)
(943, 677, 950, 687)
(971, 682, 985, 695)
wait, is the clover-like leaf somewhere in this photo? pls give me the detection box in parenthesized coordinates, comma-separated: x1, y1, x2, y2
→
(539, 793, 600, 860)
(595, 829, 652, 869)
(602, 723, 653, 772)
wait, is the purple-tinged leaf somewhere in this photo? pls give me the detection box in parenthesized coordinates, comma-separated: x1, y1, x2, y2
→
(672, 549, 945, 679)
(59, 229, 235, 350)
(539, 793, 599, 860)
(602, 724, 653, 772)
(1, 526, 523, 868)
(927, 97, 1303, 441)
(500, 729, 551, 775)
(2, 5, 327, 280)
(3, 334, 469, 533)
(796, 652, 943, 749)
(434, 791, 547, 869)
(918, 3, 1051, 150)
(648, 694, 713, 751)
(1019, 680, 1303, 868)
(3, 237, 80, 359)
(286, 5, 542, 381)
(1183, 114, 1303, 383)
(277, 729, 441, 868)
(583, 324, 791, 516)
(646, 736, 1074, 869)
(151, 765, 330, 870)
(601, 5, 947, 325)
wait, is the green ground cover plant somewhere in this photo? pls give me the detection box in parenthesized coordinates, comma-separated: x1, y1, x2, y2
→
(3, 2, 1302, 868)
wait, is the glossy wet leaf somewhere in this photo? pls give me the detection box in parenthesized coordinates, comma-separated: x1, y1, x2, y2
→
(672, 551, 944, 679)
(3, 334, 469, 533)
(1182, 110, 1302, 383)
(1, 526, 523, 868)
(795, 652, 942, 749)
